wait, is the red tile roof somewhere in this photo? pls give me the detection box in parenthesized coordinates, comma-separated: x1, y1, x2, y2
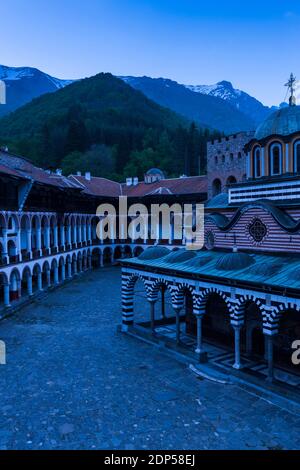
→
(68, 175, 122, 197)
(68, 175, 207, 198)
(0, 150, 207, 198)
(0, 151, 81, 190)
(0, 163, 27, 179)
(122, 176, 208, 197)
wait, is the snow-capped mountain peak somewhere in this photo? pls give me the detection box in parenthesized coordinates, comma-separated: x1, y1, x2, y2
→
(0, 65, 73, 89)
(185, 80, 242, 101)
(0, 65, 74, 117)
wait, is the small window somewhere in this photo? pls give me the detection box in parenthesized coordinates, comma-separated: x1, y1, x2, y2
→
(269, 143, 282, 175)
(230, 153, 234, 161)
(294, 141, 300, 173)
(222, 155, 225, 163)
(254, 147, 261, 177)
(215, 156, 218, 164)
(238, 152, 242, 159)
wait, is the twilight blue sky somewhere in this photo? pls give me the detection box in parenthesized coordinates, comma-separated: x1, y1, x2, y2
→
(2, 0, 300, 105)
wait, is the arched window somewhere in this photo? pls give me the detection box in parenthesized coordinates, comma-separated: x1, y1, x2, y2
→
(253, 147, 261, 177)
(212, 178, 222, 196)
(294, 141, 300, 173)
(269, 143, 282, 176)
(226, 175, 237, 186)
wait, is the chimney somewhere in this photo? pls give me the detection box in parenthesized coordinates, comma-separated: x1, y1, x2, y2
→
(76, 171, 82, 176)
(126, 177, 133, 186)
(85, 172, 91, 181)
(133, 177, 138, 186)
(55, 169, 62, 176)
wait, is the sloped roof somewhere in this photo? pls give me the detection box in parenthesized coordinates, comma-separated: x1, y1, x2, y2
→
(0, 151, 81, 190)
(123, 248, 300, 291)
(0, 162, 28, 179)
(122, 176, 207, 197)
(67, 174, 208, 198)
(68, 174, 122, 197)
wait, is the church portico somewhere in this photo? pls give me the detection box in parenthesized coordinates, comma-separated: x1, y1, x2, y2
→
(121, 247, 300, 384)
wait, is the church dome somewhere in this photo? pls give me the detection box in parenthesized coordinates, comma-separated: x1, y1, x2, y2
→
(163, 249, 197, 263)
(255, 106, 300, 140)
(216, 252, 255, 271)
(138, 246, 169, 260)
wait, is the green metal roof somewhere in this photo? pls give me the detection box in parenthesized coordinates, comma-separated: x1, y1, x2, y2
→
(123, 248, 300, 291)
(255, 105, 300, 140)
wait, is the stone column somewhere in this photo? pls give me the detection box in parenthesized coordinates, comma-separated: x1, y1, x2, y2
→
(87, 224, 91, 244)
(26, 229, 32, 259)
(53, 226, 58, 252)
(233, 325, 242, 369)
(67, 261, 72, 278)
(45, 226, 51, 253)
(77, 224, 82, 245)
(27, 275, 33, 296)
(61, 264, 66, 282)
(150, 301, 156, 334)
(195, 314, 203, 355)
(60, 225, 65, 251)
(16, 229, 21, 261)
(87, 255, 92, 269)
(4, 284, 10, 307)
(46, 269, 51, 288)
(73, 260, 78, 275)
(37, 272, 43, 291)
(54, 266, 59, 285)
(161, 287, 165, 319)
(175, 308, 181, 345)
(2, 229, 8, 261)
(265, 335, 274, 383)
(36, 227, 42, 255)
(73, 225, 77, 247)
(67, 226, 72, 248)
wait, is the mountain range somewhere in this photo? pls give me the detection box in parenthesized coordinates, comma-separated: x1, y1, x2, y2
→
(0, 65, 73, 117)
(0, 64, 281, 134)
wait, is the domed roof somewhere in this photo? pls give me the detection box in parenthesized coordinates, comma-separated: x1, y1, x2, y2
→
(163, 249, 197, 264)
(138, 246, 169, 260)
(255, 106, 300, 140)
(247, 261, 282, 277)
(145, 168, 165, 177)
(184, 254, 213, 268)
(216, 252, 255, 271)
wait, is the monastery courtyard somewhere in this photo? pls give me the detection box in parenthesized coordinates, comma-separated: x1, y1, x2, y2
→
(0, 266, 299, 450)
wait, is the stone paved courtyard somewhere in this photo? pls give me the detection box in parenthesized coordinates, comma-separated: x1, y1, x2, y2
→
(0, 266, 299, 450)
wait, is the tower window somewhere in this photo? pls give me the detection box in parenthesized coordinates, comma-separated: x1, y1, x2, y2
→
(269, 143, 282, 175)
(294, 141, 300, 173)
(254, 147, 261, 177)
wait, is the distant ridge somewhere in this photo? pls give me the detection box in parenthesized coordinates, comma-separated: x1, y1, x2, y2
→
(0, 65, 74, 116)
(120, 76, 275, 134)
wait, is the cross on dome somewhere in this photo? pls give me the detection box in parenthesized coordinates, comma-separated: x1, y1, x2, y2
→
(285, 73, 297, 106)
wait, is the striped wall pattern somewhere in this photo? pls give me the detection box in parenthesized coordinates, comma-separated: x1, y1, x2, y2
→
(121, 266, 300, 335)
(205, 206, 300, 253)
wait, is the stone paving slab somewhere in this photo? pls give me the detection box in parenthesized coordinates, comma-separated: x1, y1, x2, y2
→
(0, 267, 299, 450)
